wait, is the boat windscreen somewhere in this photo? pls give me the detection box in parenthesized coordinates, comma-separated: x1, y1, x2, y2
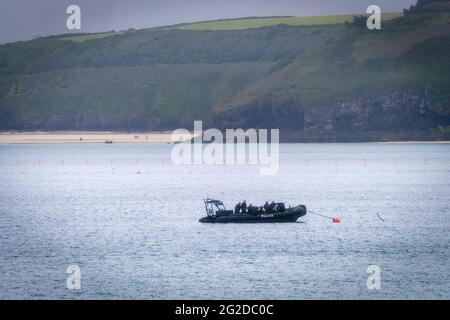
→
(206, 199, 224, 206)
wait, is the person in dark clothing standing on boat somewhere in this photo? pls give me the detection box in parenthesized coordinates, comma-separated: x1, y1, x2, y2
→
(241, 201, 247, 213)
(235, 202, 241, 214)
(264, 201, 269, 213)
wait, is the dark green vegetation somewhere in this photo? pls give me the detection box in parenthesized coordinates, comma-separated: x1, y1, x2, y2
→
(404, 0, 450, 14)
(0, 0, 449, 141)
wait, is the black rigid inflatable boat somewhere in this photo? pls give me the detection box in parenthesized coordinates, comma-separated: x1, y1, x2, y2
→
(199, 199, 306, 223)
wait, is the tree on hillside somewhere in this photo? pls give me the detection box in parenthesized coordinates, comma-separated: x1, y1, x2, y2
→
(345, 15, 367, 28)
(403, 0, 449, 15)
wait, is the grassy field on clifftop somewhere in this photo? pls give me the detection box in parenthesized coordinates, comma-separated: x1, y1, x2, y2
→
(173, 13, 402, 30)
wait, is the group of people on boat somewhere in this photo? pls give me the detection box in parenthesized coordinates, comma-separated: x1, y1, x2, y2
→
(234, 200, 286, 215)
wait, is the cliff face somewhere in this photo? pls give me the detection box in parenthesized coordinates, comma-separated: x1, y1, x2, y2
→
(213, 93, 305, 131)
(213, 89, 450, 141)
(0, 5, 449, 141)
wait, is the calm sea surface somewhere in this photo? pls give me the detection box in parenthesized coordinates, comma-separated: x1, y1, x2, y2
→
(0, 143, 449, 299)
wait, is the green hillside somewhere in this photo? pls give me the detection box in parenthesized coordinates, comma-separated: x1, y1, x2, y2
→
(173, 13, 402, 30)
(0, 1, 449, 141)
(62, 31, 121, 43)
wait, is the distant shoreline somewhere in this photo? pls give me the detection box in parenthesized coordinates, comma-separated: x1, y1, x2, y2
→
(0, 131, 193, 144)
(0, 131, 449, 144)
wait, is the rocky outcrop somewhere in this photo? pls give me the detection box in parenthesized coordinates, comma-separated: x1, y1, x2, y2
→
(306, 90, 438, 132)
(212, 89, 450, 141)
(213, 93, 304, 131)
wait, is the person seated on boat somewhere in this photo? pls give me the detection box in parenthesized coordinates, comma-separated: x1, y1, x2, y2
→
(241, 200, 247, 213)
(278, 202, 286, 212)
(235, 202, 241, 214)
(264, 201, 270, 213)
(248, 204, 258, 215)
(268, 201, 276, 213)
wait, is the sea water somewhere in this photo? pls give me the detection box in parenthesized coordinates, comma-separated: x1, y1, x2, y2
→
(0, 143, 449, 299)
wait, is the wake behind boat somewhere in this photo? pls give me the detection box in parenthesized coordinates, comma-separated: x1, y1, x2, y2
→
(199, 199, 306, 223)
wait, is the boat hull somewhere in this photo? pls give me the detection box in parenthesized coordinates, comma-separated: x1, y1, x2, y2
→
(199, 205, 306, 223)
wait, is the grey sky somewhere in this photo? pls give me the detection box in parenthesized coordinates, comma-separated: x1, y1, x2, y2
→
(1, 0, 416, 43)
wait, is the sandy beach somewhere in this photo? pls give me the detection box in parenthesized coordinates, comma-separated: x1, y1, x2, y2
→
(0, 131, 448, 144)
(0, 131, 195, 144)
